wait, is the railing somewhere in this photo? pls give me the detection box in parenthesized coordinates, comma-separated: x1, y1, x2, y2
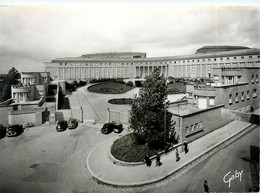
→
(194, 86, 215, 91)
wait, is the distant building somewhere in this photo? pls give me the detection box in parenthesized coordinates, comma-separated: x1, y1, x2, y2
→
(11, 72, 50, 103)
(44, 46, 260, 81)
(193, 67, 259, 111)
(0, 72, 55, 126)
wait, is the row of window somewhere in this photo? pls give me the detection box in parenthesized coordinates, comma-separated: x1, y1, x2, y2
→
(229, 89, 257, 104)
(58, 55, 259, 66)
(185, 121, 203, 136)
(175, 55, 259, 64)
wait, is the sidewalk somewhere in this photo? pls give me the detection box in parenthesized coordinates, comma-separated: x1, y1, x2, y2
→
(87, 120, 255, 186)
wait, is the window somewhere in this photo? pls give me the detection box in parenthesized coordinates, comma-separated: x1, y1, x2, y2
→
(247, 91, 250, 100)
(214, 75, 219, 81)
(229, 94, 232, 104)
(234, 57, 237, 59)
(192, 60, 194, 62)
(227, 57, 230, 60)
(241, 92, 244, 101)
(202, 59, 205, 61)
(208, 59, 211, 61)
(220, 58, 223, 60)
(258, 55, 260, 58)
(199, 121, 203, 129)
(185, 126, 190, 134)
(241, 56, 244, 59)
(249, 56, 252, 58)
(252, 75, 254, 84)
(209, 97, 215, 106)
(197, 59, 200, 62)
(253, 89, 257, 98)
(237, 76, 241, 83)
(256, 75, 259, 83)
(236, 93, 239, 103)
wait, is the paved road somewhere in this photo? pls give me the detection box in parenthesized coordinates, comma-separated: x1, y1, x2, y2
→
(1, 123, 258, 193)
(140, 126, 259, 193)
(0, 123, 131, 193)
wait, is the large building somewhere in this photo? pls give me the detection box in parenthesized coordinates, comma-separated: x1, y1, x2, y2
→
(44, 46, 260, 81)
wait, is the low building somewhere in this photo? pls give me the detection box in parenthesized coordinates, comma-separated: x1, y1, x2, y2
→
(193, 67, 259, 111)
(168, 102, 232, 143)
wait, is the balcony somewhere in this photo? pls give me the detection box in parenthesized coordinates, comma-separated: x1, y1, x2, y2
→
(12, 85, 30, 93)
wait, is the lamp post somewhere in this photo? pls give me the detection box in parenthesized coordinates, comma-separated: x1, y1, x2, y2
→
(164, 80, 168, 144)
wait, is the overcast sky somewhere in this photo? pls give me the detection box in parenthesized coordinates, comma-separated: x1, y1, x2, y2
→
(0, 4, 259, 73)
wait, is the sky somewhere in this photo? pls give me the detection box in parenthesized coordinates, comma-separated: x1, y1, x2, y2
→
(0, 3, 259, 73)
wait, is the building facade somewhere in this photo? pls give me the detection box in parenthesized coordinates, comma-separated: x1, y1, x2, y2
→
(193, 67, 259, 111)
(44, 46, 260, 81)
(11, 72, 50, 103)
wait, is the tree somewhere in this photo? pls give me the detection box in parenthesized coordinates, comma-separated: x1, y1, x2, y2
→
(129, 68, 176, 149)
(0, 67, 20, 102)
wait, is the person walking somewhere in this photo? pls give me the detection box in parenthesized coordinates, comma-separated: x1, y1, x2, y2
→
(204, 180, 209, 193)
(183, 141, 189, 154)
(176, 148, 180, 162)
(155, 153, 162, 167)
(144, 154, 149, 167)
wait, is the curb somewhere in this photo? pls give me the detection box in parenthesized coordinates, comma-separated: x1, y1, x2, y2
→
(108, 142, 182, 167)
(87, 123, 256, 187)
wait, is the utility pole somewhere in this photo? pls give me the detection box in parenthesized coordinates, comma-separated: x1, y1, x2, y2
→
(164, 102, 167, 143)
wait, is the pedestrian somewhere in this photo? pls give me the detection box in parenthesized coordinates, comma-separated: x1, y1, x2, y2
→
(144, 154, 149, 167)
(148, 156, 152, 167)
(204, 180, 209, 193)
(176, 148, 180, 162)
(156, 153, 162, 167)
(183, 141, 189, 154)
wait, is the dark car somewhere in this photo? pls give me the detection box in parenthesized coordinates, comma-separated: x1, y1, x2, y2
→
(0, 125, 6, 139)
(56, 120, 68, 132)
(6, 124, 23, 137)
(101, 122, 115, 134)
(113, 123, 123, 133)
(101, 122, 123, 134)
(68, 118, 78, 129)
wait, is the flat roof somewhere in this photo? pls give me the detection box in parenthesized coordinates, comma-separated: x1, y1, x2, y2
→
(50, 48, 260, 63)
(168, 103, 224, 116)
(168, 103, 200, 116)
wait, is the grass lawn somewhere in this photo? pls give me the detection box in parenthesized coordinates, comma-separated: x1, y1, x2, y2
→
(111, 133, 159, 162)
(167, 82, 185, 94)
(108, 98, 132, 105)
(87, 82, 132, 94)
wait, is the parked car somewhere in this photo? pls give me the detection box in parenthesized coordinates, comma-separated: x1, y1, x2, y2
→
(113, 123, 123, 133)
(6, 124, 23, 137)
(56, 120, 68, 132)
(0, 125, 6, 139)
(101, 122, 115, 134)
(68, 118, 78, 129)
(101, 122, 123, 134)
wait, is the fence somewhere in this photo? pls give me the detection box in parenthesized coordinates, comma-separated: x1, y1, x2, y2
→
(107, 109, 130, 124)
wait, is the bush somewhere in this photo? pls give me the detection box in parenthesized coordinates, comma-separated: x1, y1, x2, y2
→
(126, 81, 134, 87)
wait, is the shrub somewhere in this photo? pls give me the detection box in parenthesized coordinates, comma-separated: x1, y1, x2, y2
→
(126, 81, 133, 87)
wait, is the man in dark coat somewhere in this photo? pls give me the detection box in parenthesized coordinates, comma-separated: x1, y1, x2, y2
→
(204, 180, 209, 193)
(183, 141, 189, 154)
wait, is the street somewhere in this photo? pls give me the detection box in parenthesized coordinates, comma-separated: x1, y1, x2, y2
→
(0, 122, 258, 193)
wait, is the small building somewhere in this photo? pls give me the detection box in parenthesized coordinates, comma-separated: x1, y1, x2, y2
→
(168, 102, 232, 143)
(193, 67, 259, 111)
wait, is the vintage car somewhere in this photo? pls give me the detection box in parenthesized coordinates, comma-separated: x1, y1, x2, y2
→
(6, 124, 23, 137)
(68, 118, 78, 129)
(0, 125, 6, 139)
(56, 120, 68, 132)
(101, 122, 123, 134)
